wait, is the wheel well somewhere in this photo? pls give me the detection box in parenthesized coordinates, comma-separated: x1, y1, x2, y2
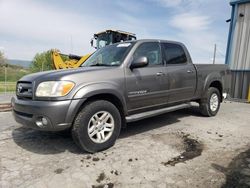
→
(74, 93, 126, 127)
(209, 81, 222, 101)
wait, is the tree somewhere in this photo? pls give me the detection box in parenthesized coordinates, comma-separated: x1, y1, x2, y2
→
(0, 51, 7, 66)
(30, 50, 53, 72)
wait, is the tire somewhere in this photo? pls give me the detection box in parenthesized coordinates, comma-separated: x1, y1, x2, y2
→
(199, 87, 221, 117)
(72, 100, 121, 153)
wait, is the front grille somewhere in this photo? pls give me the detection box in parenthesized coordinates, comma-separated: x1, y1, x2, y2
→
(16, 81, 33, 99)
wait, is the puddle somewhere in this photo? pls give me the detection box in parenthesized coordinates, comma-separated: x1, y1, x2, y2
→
(162, 133, 203, 166)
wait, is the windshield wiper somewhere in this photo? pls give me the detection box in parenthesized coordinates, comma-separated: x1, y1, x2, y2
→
(90, 63, 115, 67)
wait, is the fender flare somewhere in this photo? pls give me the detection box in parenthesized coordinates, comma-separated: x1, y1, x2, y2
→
(202, 73, 223, 98)
(73, 82, 127, 113)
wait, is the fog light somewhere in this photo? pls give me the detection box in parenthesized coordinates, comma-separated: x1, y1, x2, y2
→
(42, 117, 48, 125)
(36, 120, 44, 128)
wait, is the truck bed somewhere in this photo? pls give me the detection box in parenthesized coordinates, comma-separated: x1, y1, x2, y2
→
(194, 64, 231, 99)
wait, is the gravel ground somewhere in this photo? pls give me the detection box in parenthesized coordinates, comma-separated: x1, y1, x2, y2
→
(0, 101, 250, 188)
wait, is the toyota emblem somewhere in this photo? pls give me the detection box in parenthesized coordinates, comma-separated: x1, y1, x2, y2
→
(17, 84, 22, 93)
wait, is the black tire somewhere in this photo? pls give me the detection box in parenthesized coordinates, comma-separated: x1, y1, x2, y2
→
(72, 100, 121, 153)
(199, 87, 221, 117)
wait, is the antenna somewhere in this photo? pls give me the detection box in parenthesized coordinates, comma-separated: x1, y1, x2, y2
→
(70, 35, 73, 53)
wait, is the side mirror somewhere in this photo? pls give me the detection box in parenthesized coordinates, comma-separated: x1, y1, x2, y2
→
(90, 38, 97, 49)
(90, 39, 93, 47)
(130, 56, 149, 69)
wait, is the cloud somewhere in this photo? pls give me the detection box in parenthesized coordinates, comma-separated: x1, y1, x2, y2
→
(169, 13, 212, 31)
(154, 0, 203, 9)
(0, 0, 104, 59)
(0, 1, 95, 42)
(167, 12, 219, 63)
(159, 2, 226, 64)
(0, 0, 156, 60)
(155, 0, 183, 8)
(0, 0, 230, 64)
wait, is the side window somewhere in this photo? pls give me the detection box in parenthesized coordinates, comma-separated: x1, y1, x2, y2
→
(133, 42, 162, 66)
(163, 43, 187, 64)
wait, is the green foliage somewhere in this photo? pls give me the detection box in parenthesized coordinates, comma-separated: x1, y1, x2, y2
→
(0, 66, 30, 82)
(0, 51, 31, 84)
(30, 50, 53, 72)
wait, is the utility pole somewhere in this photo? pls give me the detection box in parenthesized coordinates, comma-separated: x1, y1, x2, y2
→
(70, 35, 73, 53)
(4, 65, 7, 94)
(41, 61, 44, 72)
(213, 44, 217, 64)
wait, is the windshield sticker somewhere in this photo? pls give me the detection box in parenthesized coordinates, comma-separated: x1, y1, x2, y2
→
(117, 43, 131, 47)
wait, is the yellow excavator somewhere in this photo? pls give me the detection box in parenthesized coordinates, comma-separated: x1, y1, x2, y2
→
(52, 30, 136, 69)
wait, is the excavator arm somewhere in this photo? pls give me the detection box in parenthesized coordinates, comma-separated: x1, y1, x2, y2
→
(52, 50, 91, 69)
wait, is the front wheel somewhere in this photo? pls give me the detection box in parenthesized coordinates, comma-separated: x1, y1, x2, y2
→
(199, 87, 221, 117)
(72, 100, 121, 153)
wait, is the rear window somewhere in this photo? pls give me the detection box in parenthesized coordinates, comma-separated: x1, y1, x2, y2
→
(163, 43, 187, 64)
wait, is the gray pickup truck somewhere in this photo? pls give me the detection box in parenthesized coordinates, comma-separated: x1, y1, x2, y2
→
(12, 39, 230, 152)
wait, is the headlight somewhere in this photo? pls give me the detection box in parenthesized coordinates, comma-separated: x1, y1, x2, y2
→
(36, 81, 75, 97)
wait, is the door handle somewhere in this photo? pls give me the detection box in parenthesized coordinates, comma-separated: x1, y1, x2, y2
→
(187, 70, 194, 73)
(156, 72, 164, 76)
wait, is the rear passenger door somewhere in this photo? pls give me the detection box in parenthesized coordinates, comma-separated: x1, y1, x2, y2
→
(162, 43, 196, 103)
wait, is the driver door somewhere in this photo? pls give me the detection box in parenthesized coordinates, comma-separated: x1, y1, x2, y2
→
(125, 42, 168, 113)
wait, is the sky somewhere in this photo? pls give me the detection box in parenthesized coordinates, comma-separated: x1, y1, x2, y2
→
(0, 0, 231, 64)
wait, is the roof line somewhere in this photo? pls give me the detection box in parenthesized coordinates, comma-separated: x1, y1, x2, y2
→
(230, 0, 250, 5)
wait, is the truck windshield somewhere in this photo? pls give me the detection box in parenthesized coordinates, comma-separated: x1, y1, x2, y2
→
(82, 43, 133, 67)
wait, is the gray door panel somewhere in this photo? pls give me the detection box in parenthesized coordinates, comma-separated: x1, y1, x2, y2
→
(126, 66, 168, 110)
(167, 64, 196, 103)
(125, 42, 168, 111)
(162, 42, 196, 103)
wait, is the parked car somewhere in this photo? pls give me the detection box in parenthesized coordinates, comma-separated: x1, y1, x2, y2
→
(12, 39, 231, 153)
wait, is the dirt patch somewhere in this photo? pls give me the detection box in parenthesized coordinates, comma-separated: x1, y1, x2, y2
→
(54, 168, 64, 174)
(151, 133, 184, 151)
(93, 157, 100, 162)
(162, 133, 203, 166)
(96, 172, 106, 183)
(111, 170, 121, 176)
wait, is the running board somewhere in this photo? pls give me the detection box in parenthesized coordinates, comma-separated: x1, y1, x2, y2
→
(126, 103, 192, 123)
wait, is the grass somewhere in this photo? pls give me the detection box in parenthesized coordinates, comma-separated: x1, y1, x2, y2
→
(0, 82, 16, 93)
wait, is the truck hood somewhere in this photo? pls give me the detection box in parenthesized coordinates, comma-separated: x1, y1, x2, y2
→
(19, 67, 111, 83)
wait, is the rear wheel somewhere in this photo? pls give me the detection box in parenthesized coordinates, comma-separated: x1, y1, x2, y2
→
(199, 87, 221, 117)
(72, 100, 121, 153)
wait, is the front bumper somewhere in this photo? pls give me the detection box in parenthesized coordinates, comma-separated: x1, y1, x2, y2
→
(11, 96, 85, 131)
